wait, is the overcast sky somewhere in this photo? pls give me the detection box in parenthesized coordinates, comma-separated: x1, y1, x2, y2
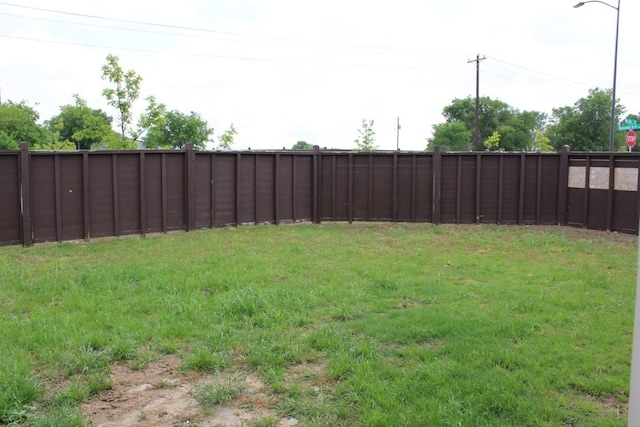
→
(1, 0, 639, 151)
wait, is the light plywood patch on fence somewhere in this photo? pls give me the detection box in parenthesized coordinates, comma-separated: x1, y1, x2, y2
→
(589, 167, 610, 190)
(569, 166, 586, 189)
(615, 168, 638, 192)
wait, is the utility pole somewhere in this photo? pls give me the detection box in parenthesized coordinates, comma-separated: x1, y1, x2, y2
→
(396, 116, 401, 151)
(468, 54, 486, 151)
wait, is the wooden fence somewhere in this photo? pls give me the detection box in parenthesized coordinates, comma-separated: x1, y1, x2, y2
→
(1, 143, 638, 247)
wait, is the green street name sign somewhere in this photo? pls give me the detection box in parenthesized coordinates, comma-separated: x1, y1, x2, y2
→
(619, 119, 639, 131)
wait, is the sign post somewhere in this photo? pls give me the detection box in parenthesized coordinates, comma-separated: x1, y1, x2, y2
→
(627, 130, 637, 152)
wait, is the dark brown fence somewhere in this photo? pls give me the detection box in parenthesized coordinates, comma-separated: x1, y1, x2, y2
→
(1, 143, 639, 247)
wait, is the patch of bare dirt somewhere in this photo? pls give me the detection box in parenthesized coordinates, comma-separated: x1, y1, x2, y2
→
(82, 357, 298, 427)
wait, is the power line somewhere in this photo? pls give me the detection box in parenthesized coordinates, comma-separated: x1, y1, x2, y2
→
(0, 11, 469, 60)
(0, 33, 466, 71)
(0, 2, 467, 58)
(487, 55, 595, 89)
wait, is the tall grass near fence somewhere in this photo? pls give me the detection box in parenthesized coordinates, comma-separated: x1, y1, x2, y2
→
(0, 224, 636, 426)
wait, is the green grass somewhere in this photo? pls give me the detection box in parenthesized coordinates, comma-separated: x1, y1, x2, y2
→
(0, 223, 636, 426)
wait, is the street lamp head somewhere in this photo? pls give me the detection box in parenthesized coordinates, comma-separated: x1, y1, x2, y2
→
(574, 2, 585, 8)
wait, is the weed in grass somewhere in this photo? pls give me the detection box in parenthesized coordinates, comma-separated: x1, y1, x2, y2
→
(61, 346, 111, 377)
(222, 286, 269, 320)
(184, 349, 230, 373)
(157, 341, 179, 355)
(84, 373, 112, 397)
(329, 303, 364, 322)
(32, 405, 84, 427)
(247, 416, 279, 427)
(0, 364, 42, 424)
(51, 381, 87, 406)
(191, 378, 244, 407)
(109, 339, 136, 362)
(130, 349, 157, 371)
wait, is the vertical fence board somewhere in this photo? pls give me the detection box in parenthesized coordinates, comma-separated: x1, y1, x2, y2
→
(140, 152, 146, 236)
(19, 143, 32, 246)
(117, 154, 141, 236)
(411, 155, 417, 222)
(256, 154, 275, 224)
(607, 154, 615, 231)
(166, 153, 186, 230)
(239, 154, 256, 224)
(432, 147, 441, 224)
(501, 156, 520, 224)
(144, 153, 163, 233)
(475, 154, 482, 224)
(59, 154, 84, 241)
(275, 154, 280, 225)
(31, 155, 57, 242)
(0, 152, 23, 246)
(278, 155, 293, 222)
(211, 154, 216, 228)
(396, 155, 413, 222)
(296, 155, 313, 221)
(557, 146, 570, 225)
(54, 155, 62, 241)
(112, 155, 120, 236)
(186, 144, 195, 231)
(292, 155, 297, 222)
(82, 152, 89, 240)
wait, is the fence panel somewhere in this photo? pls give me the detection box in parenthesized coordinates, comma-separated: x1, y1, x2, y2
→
(612, 157, 640, 233)
(501, 155, 521, 224)
(256, 154, 276, 224)
(415, 155, 433, 222)
(5, 146, 640, 247)
(30, 154, 58, 242)
(294, 155, 314, 221)
(0, 153, 21, 246)
(116, 153, 142, 236)
(143, 153, 164, 233)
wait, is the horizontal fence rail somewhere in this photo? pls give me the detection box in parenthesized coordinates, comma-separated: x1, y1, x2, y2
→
(1, 143, 639, 247)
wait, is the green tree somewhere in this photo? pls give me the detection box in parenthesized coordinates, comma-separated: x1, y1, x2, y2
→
(292, 140, 313, 150)
(430, 97, 544, 151)
(427, 121, 472, 151)
(354, 119, 377, 152)
(216, 123, 237, 150)
(484, 131, 500, 151)
(0, 101, 51, 149)
(546, 88, 625, 151)
(533, 129, 553, 152)
(144, 110, 213, 149)
(101, 54, 166, 146)
(45, 94, 115, 149)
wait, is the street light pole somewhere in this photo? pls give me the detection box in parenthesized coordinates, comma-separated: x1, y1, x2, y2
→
(574, 0, 620, 152)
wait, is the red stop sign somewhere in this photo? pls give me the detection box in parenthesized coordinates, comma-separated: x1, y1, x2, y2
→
(627, 130, 637, 149)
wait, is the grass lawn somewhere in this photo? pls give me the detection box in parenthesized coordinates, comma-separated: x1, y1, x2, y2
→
(0, 223, 636, 426)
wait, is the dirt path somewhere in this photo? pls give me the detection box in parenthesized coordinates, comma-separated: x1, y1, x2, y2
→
(82, 357, 297, 426)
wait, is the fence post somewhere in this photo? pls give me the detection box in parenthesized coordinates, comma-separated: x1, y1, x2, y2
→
(20, 142, 33, 247)
(606, 153, 615, 231)
(432, 146, 441, 225)
(393, 152, 398, 222)
(185, 143, 195, 231)
(556, 145, 570, 226)
(348, 153, 353, 224)
(475, 154, 482, 224)
(312, 146, 320, 224)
